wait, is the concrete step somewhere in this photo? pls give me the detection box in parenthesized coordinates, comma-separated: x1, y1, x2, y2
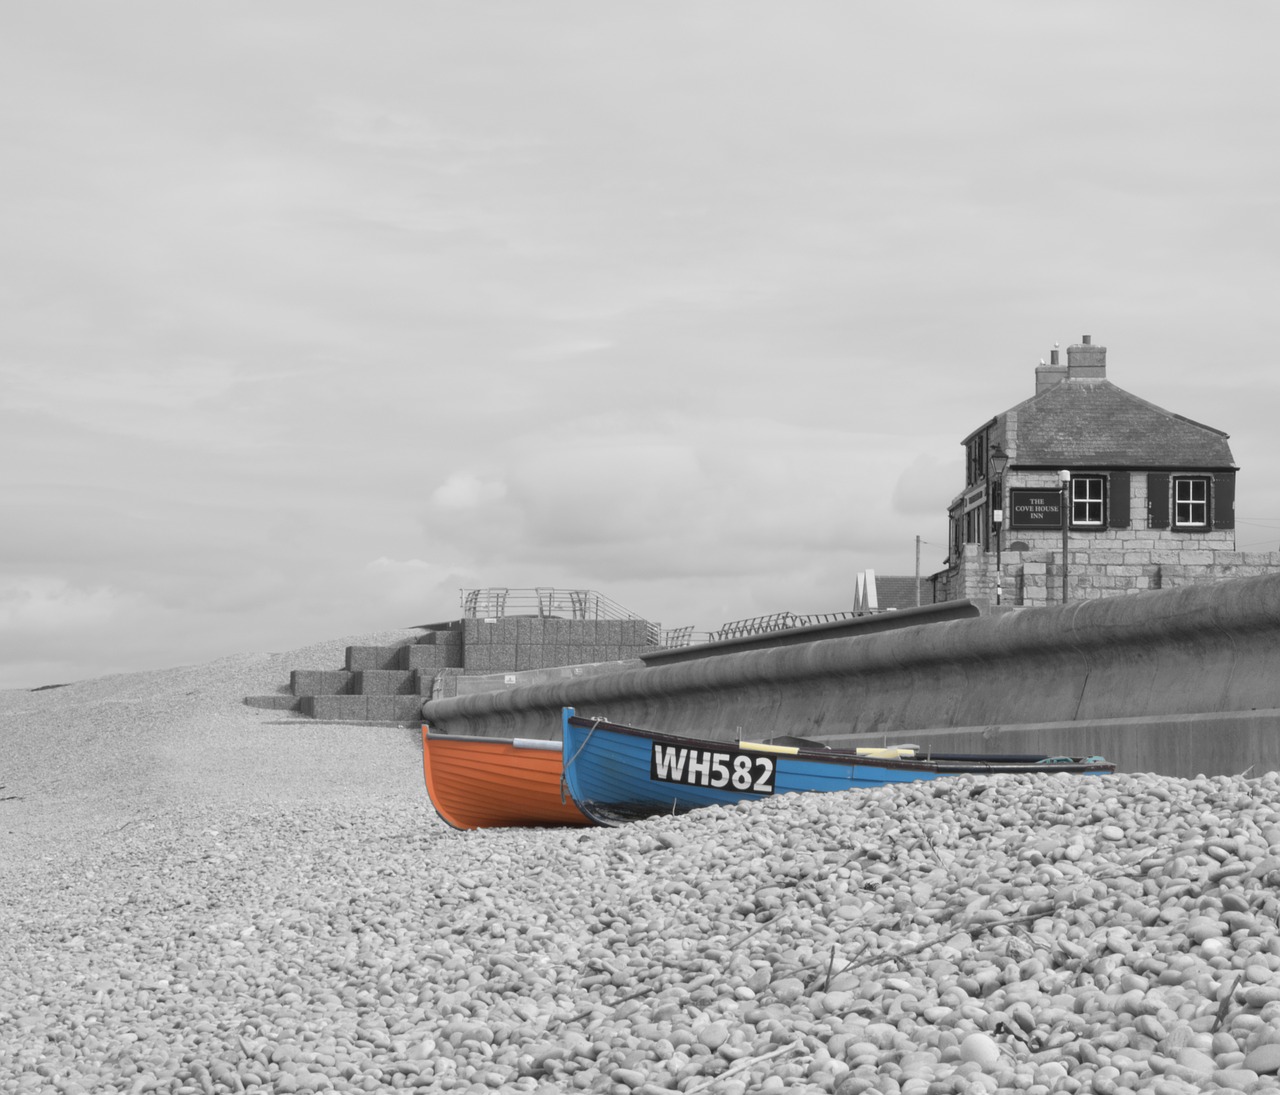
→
(291, 669, 354, 696)
(264, 619, 659, 720)
(399, 645, 463, 671)
(243, 695, 302, 711)
(299, 695, 424, 722)
(352, 669, 420, 695)
(344, 630, 463, 671)
(414, 629, 463, 648)
(345, 644, 412, 671)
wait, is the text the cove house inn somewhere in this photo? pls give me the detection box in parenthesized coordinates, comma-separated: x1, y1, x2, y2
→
(936, 335, 1279, 608)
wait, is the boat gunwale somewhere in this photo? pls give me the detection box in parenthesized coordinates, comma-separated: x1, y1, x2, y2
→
(564, 713, 1115, 776)
(424, 727, 560, 748)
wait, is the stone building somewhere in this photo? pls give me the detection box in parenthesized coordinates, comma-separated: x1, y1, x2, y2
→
(935, 335, 1280, 607)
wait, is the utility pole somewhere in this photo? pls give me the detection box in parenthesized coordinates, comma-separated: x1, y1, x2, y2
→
(1060, 470, 1071, 604)
(915, 535, 921, 607)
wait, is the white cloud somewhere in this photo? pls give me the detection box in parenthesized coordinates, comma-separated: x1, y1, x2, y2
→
(514, 337, 616, 362)
(1, 4, 1278, 682)
(0, 578, 154, 688)
(430, 474, 508, 511)
(412, 425, 940, 610)
(0, 577, 129, 634)
(893, 452, 958, 516)
(362, 557, 471, 619)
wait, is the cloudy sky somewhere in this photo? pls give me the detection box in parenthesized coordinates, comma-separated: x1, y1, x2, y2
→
(3, 3, 1279, 688)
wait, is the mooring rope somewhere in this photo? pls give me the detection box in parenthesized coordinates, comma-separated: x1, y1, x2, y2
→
(560, 715, 606, 804)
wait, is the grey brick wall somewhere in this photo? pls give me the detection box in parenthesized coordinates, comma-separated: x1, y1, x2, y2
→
(942, 462, 1280, 610)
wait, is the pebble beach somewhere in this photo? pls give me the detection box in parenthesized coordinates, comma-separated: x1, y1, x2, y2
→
(5, 635, 1280, 1094)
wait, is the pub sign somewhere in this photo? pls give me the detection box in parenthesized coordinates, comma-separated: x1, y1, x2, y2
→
(1008, 488, 1064, 530)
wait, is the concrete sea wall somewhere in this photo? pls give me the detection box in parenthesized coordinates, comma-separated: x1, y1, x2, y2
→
(420, 573, 1280, 778)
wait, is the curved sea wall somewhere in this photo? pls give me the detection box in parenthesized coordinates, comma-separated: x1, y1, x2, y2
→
(420, 573, 1280, 777)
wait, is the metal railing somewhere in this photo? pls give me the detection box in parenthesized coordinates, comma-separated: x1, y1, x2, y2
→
(460, 587, 662, 644)
(713, 611, 859, 641)
(458, 588, 878, 648)
(658, 625, 717, 648)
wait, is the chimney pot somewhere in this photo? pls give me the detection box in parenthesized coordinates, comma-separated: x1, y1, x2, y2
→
(1082, 334, 1092, 345)
(1066, 336, 1106, 380)
(1036, 345, 1068, 394)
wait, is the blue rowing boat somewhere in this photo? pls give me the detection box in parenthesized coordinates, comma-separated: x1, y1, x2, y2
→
(558, 707, 1114, 825)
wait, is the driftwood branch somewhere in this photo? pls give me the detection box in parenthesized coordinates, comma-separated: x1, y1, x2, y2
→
(683, 1039, 808, 1093)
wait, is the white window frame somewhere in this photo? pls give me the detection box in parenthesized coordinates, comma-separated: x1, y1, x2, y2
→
(1071, 475, 1106, 528)
(1173, 476, 1209, 529)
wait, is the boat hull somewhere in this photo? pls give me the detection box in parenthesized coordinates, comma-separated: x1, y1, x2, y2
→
(559, 708, 1114, 825)
(422, 728, 591, 830)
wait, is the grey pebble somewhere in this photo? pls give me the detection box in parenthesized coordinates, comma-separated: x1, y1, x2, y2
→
(11, 768, 1280, 1094)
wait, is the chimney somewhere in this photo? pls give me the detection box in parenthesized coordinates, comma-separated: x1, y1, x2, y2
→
(1035, 344, 1067, 394)
(1066, 334, 1106, 379)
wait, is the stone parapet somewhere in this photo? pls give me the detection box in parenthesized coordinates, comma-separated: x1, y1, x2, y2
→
(950, 542, 1280, 609)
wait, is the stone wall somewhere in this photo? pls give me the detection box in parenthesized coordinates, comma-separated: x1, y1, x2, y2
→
(419, 572, 1280, 779)
(962, 546, 1280, 608)
(246, 616, 660, 720)
(461, 617, 657, 673)
(942, 469, 1280, 606)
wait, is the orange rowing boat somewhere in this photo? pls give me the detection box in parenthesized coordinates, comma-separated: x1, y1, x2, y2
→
(421, 727, 592, 830)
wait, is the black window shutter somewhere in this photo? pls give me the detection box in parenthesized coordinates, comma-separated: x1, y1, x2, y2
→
(1213, 472, 1235, 529)
(1109, 471, 1130, 529)
(1147, 473, 1170, 529)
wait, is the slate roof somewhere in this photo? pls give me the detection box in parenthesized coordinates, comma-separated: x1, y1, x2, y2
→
(1003, 378, 1236, 468)
(873, 575, 930, 610)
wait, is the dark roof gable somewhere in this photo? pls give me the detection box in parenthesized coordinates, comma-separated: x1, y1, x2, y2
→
(1004, 378, 1235, 468)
